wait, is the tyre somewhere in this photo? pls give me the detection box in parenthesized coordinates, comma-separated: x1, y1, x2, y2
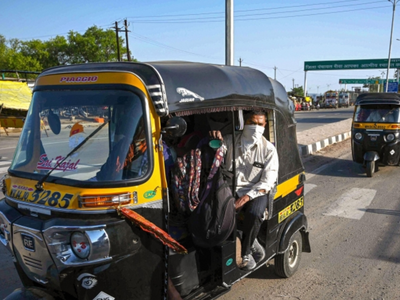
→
(275, 231, 302, 278)
(366, 161, 375, 177)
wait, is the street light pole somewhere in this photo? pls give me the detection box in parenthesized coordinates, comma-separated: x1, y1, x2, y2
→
(386, 0, 399, 92)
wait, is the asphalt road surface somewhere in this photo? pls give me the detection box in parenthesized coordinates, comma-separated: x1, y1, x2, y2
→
(218, 140, 400, 300)
(295, 106, 354, 132)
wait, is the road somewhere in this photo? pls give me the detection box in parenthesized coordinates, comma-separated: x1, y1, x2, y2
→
(2, 114, 400, 299)
(218, 140, 400, 300)
(295, 106, 354, 132)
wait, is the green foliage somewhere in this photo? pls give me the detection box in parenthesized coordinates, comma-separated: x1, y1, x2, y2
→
(0, 25, 135, 78)
(289, 86, 305, 97)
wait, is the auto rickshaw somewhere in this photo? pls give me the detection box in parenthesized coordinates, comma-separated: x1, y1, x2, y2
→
(0, 61, 310, 299)
(352, 93, 400, 177)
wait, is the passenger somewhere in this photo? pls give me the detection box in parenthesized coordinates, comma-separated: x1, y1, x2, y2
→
(209, 111, 279, 271)
(366, 108, 397, 123)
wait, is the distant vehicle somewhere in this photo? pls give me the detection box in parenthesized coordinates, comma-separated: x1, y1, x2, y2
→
(324, 90, 338, 109)
(338, 92, 350, 108)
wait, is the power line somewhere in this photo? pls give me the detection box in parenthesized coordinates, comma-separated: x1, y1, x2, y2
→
(127, 1, 384, 23)
(130, 32, 220, 61)
(126, 0, 364, 19)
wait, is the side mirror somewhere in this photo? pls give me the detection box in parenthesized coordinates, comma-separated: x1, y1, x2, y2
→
(48, 110, 61, 135)
(162, 117, 187, 137)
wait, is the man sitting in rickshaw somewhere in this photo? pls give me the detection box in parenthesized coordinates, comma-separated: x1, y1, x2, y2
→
(210, 110, 279, 271)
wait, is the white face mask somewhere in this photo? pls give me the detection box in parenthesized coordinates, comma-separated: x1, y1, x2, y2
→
(243, 124, 265, 140)
(241, 125, 265, 153)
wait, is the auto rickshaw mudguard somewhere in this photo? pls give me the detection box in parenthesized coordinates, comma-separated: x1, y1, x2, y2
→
(363, 151, 380, 162)
(278, 211, 310, 254)
(4, 287, 55, 300)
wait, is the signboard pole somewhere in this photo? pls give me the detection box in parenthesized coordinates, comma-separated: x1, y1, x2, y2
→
(304, 71, 307, 97)
(386, 1, 398, 92)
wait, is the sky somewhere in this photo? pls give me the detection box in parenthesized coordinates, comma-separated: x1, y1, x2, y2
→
(2, 0, 400, 94)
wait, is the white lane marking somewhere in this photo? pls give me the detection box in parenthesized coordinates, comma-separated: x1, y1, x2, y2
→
(0, 161, 11, 167)
(323, 188, 376, 220)
(0, 166, 10, 173)
(304, 183, 317, 195)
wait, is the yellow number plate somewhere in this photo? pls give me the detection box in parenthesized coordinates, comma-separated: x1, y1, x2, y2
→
(278, 197, 304, 223)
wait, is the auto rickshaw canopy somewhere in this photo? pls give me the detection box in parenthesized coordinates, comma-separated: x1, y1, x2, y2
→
(355, 93, 400, 106)
(37, 61, 295, 124)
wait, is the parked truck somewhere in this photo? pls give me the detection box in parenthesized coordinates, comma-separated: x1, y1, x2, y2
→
(324, 90, 338, 109)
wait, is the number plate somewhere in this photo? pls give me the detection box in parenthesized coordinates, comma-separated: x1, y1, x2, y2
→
(278, 197, 304, 223)
(9, 187, 73, 209)
(370, 136, 377, 141)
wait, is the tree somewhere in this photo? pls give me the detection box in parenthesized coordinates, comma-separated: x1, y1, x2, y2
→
(0, 35, 41, 77)
(66, 26, 129, 64)
(290, 86, 305, 97)
(0, 25, 135, 76)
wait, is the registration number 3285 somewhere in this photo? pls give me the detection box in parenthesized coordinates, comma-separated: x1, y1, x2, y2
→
(278, 197, 304, 223)
(9, 189, 73, 209)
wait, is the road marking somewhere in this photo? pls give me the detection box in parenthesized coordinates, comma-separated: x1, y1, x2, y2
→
(323, 188, 376, 220)
(0, 161, 11, 167)
(0, 166, 10, 173)
(304, 183, 317, 195)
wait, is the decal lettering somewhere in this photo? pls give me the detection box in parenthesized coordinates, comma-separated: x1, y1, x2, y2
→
(37, 154, 80, 172)
(143, 190, 157, 199)
(60, 76, 98, 83)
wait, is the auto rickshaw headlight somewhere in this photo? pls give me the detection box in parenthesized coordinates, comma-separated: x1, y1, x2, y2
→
(386, 133, 395, 142)
(71, 232, 90, 259)
(44, 226, 110, 266)
(354, 132, 363, 140)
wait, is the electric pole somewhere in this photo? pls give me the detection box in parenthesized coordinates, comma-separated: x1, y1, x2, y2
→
(124, 19, 131, 61)
(238, 58, 243, 66)
(292, 78, 295, 89)
(274, 66, 277, 80)
(114, 22, 121, 62)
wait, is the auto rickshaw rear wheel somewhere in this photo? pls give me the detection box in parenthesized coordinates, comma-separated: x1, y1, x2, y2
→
(366, 161, 375, 177)
(274, 231, 302, 278)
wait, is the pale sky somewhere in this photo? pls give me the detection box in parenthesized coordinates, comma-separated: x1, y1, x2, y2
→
(2, 0, 399, 94)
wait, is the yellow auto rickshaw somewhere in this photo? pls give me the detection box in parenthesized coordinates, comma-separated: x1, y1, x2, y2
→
(0, 61, 310, 299)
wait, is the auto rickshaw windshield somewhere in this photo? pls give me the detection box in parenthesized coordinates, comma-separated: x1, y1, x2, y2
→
(354, 105, 400, 123)
(10, 90, 150, 183)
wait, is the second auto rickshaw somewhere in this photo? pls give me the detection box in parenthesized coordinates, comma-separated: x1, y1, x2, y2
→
(352, 92, 400, 177)
(0, 61, 310, 299)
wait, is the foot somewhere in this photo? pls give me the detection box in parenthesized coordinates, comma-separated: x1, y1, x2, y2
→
(251, 238, 265, 263)
(241, 254, 256, 271)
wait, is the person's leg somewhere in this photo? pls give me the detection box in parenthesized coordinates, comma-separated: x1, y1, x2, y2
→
(241, 194, 268, 257)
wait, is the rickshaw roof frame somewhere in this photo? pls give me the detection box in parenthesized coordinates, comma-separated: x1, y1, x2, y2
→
(355, 92, 400, 106)
(36, 61, 295, 124)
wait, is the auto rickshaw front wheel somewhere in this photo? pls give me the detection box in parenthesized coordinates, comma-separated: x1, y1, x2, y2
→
(275, 231, 302, 278)
(366, 161, 375, 177)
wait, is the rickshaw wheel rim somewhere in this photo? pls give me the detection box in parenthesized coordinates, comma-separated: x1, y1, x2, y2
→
(288, 240, 299, 268)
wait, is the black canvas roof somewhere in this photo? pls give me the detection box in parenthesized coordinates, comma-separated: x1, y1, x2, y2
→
(38, 61, 294, 123)
(355, 92, 400, 105)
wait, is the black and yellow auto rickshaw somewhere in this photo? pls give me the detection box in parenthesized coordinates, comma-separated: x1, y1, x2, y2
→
(352, 92, 400, 177)
(0, 61, 310, 300)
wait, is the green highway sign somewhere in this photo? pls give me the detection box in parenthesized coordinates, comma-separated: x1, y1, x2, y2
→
(339, 79, 399, 84)
(305, 59, 400, 71)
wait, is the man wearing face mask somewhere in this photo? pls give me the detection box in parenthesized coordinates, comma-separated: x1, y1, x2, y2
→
(209, 111, 279, 271)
